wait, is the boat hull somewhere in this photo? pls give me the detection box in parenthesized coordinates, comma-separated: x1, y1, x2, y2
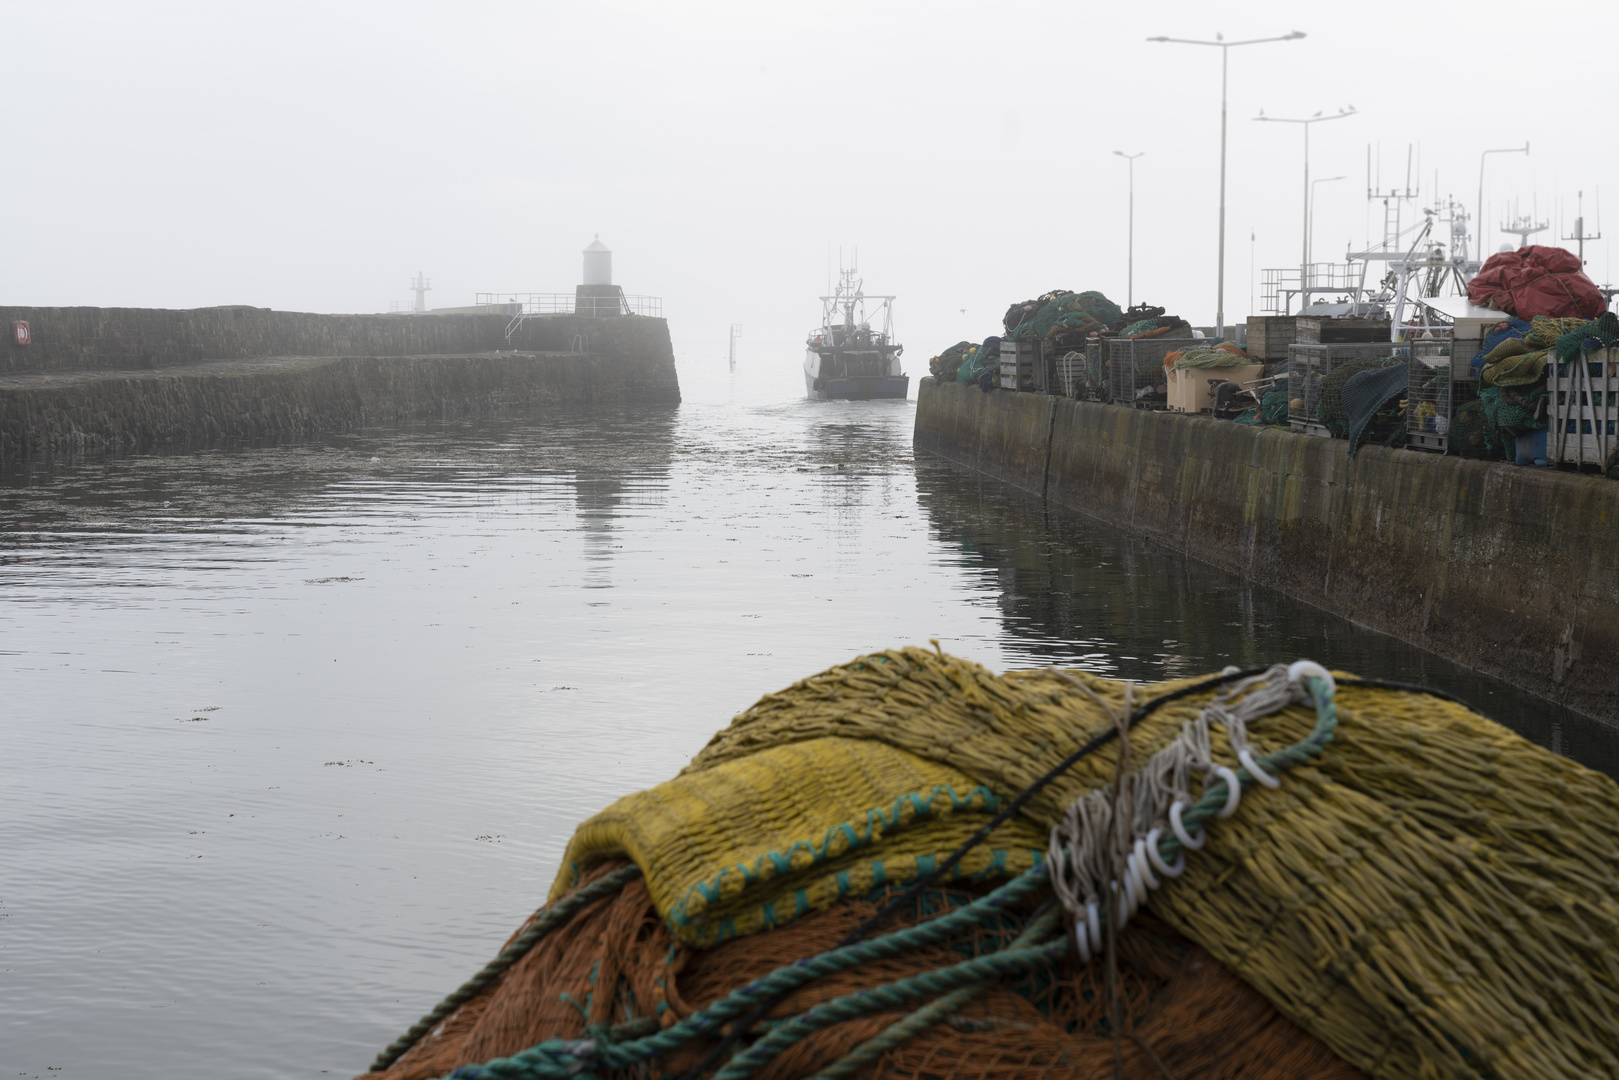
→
(804, 372, 910, 400)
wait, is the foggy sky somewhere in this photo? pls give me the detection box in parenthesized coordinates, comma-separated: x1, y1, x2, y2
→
(3, 0, 1612, 364)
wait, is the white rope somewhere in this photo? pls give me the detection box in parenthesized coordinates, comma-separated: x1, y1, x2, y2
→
(1047, 662, 1331, 946)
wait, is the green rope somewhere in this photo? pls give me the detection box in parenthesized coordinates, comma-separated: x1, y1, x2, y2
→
(369, 863, 644, 1073)
(804, 983, 985, 1080)
(436, 866, 1054, 1079)
(800, 908, 1067, 1080)
(710, 909, 1068, 1080)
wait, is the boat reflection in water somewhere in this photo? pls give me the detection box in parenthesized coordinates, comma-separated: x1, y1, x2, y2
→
(804, 263, 908, 400)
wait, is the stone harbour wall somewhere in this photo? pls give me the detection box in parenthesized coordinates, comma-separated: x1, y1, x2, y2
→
(915, 376, 1619, 725)
(0, 307, 680, 462)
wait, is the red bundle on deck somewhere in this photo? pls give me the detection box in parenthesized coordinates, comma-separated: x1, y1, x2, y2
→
(1466, 244, 1608, 319)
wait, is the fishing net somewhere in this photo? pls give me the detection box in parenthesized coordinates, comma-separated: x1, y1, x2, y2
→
(928, 342, 974, 382)
(1477, 384, 1549, 459)
(368, 648, 1619, 1080)
(1000, 291, 1122, 344)
(1339, 364, 1410, 454)
(1448, 398, 1504, 460)
(1313, 356, 1404, 436)
(1165, 344, 1249, 370)
(370, 866, 1364, 1080)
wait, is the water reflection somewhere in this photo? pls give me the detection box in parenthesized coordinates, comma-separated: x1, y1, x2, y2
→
(913, 456, 1619, 778)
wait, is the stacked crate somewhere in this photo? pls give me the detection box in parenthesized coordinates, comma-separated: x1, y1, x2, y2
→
(999, 339, 1036, 391)
(1288, 342, 1411, 436)
(1549, 348, 1619, 468)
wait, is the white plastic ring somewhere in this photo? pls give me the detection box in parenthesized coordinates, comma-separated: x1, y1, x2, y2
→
(1133, 838, 1162, 890)
(1210, 765, 1242, 818)
(1145, 827, 1185, 878)
(1125, 855, 1148, 907)
(1074, 917, 1092, 964)
(1086, 901, 1101, 955)
(1169, 800, 1205, 851)
(1287, 660, 1335, 696)
(1238, 748, 1282, 789)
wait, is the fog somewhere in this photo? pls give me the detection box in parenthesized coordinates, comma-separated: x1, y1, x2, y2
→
(4, 0, 1612, 362)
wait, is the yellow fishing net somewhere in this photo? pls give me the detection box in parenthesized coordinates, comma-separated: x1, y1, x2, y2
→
(551, 647, 1619, 1079)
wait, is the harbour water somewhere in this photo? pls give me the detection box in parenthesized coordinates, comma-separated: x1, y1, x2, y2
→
(3, 357, 1611, 1079)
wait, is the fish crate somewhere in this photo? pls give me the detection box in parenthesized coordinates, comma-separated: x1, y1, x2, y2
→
(1296, 317, 1394, 345)
(1288, 342, 1411, 436)
(1246, 316, 1298, 361)
(999, 339, 1035, 391)
(1107, 335, 1195, 408)
(1054, 350, 1086, 398)
(1549, 348, 1619, 468)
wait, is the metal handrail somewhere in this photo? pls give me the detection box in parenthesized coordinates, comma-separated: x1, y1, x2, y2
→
(474, 293, 663, 318)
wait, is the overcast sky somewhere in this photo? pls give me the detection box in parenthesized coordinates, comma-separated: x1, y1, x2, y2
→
(4, 0, 1613, 363)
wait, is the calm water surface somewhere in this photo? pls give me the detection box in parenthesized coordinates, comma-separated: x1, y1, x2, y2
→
(3, 357, 1610, 1079)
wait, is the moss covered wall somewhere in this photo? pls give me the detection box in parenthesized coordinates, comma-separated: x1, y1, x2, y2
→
(916, 376, 1619, 724)
(0, 351, 680, 463)
(0, 305, 676, 376)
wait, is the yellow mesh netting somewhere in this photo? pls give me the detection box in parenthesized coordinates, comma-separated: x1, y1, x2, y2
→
(414, 647, 1619, 1078)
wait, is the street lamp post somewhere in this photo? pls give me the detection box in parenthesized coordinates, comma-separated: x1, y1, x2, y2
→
(1477, 143, 1530, 255)
(1113, 151, 1144, 308)
(1309, 174, 1344, 271)
(1254, 106, 1355, 314)
(1148, 30, 1305, 339)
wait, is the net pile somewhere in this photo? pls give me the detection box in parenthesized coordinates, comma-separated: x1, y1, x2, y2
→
(1312, 356, 1404, 438)
(1163, 344, 1250, 370)
(365, 648, 1619, 1080)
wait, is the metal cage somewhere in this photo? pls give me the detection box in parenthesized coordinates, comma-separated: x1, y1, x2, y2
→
(1287, 341, 1411, 436)
(1107, 335, 1197, 408)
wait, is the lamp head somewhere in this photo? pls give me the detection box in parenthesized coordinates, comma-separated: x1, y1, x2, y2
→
(1146, 35, 1169, 42)
(1286, 30, 1306, 39)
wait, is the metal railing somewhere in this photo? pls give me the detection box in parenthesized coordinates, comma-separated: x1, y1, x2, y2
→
(473, 293, 663, 318)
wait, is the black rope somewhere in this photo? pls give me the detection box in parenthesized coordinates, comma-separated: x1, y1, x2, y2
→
(1336, 677, 1472, 711)
(675, 665, 1269, 1080)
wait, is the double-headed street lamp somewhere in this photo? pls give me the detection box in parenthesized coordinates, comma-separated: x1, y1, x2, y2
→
(1148, 29, 1305, 339)
(1254, 106, 1356, 313)
(1113, 151, 1144, 308)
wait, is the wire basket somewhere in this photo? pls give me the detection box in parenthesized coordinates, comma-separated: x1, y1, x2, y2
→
(1288, 342, 1410, 436)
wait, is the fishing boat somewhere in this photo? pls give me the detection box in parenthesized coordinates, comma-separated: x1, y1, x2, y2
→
(804, 265, 908, 400)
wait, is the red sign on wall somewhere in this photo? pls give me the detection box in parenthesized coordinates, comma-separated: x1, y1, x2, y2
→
(11, 320, 29, 346)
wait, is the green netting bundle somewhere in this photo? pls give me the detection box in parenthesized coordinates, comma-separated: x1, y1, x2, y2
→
(1170, 344, 1250, 369)
(1007, 291, 1123, 341)
(1478, 383, 1549, 458)
(1449, 398, 1503, 460)
(1315, 356, 1404, 437)
(929, 341, 975, 381)
(1553, 310, 1619, 362)
(956, 343, 998, 385)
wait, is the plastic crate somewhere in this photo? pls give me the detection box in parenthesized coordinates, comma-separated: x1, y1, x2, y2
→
(999, 340, 1034, 391)
(1550, 348, 1619, 468)
(1107, 335, 1196, 408)
(1288, 342, 1411, 436)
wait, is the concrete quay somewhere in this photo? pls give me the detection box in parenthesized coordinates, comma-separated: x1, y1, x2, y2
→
(915, 376, 1619, 725)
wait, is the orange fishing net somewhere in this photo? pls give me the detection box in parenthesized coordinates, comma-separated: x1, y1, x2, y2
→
(368, 862, 1364, 1080)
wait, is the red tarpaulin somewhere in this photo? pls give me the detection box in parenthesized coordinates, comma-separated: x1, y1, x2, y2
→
(1466, 245, 1608, 320)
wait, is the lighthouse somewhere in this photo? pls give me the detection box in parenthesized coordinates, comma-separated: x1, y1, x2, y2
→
(575, 235, 628, 317)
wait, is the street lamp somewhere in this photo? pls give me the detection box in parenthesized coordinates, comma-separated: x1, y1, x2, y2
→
(1148, 29, 1305, 339)
(1309, 175, 1344, 273)
(1477, 143, 1530, 255)
(1113, 151, 1144, 308)
(1254, 106, 1355, 314)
